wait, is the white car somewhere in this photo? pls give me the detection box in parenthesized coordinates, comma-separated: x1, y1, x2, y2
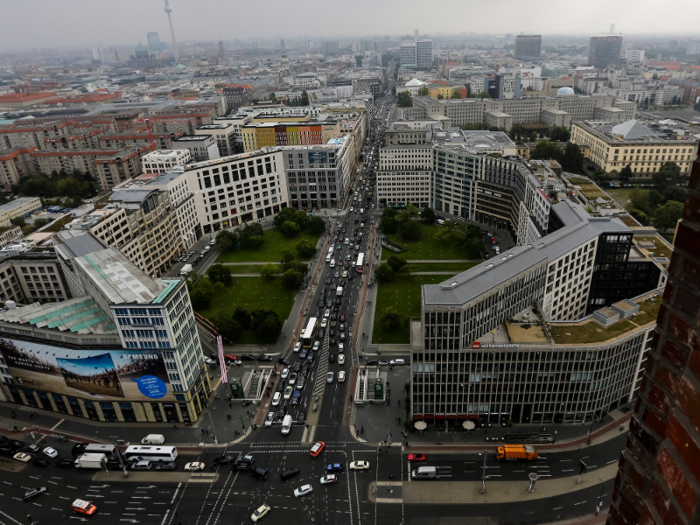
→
(312, 341, 321, 352)
(320, 474, 337, 485)
(338, 371, 346, 382)
(272, 392, 282, 406)
(294, 484, 314, 498)
(283, 386, 293, 400)
(281, 368, 290, 379)
(338, 354, 345, 365)
(204, 357, 217, 364)
(390, 359, 405, 366)
(342, 271, 348, 278)
(184, 462, 205, 471)
(293, 342, 302, 353)
(264, 411, 274, 427)
(324, 309, 331, 318)
(13, 452, 31, 463)
(338, 342, 344, 353)
(43, 447, 58, 458)
(251, 504, 270, 522)
(349, 461, 370, 470)
(320, 318, 328, 329)
(326, 372, 334, 384)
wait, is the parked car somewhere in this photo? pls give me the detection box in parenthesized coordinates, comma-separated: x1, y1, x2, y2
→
(155, 461, 177, 471)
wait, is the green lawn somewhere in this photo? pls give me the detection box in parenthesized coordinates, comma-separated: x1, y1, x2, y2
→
(196, 277, 296, 345)
(407, 262, 480, 273)
(383, 223, 475, 260)
(372, 274, 446, 345)
(605, 188, 637, 210)
(216, 228, 321, 263)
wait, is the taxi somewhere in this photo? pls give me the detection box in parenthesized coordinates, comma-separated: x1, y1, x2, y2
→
(72, 499, 97, 515)
(309, 441, 326, 457)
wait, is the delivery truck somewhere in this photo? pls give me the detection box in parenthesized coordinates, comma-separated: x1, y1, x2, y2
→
(179, 264, 193, 276)
(496, 444, 538, 461)
(74, 453, 107, 470)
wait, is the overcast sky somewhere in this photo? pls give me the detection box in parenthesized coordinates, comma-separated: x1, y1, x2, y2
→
(1, 0, 699, 52)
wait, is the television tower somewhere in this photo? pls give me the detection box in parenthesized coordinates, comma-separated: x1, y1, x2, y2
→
(163, 0, 179, 61)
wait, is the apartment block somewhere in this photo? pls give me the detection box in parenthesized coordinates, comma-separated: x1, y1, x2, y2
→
(142, 149, 192, 174)
(0, 244, 210, 424)
(514, 35, 542, 60)
(241, 121, 341, 152)
(0, 254, 69, 306)
(376, 143, 433, 208)
(571, 120, 698, 178)
(0, 148, 38, 189)
(172, 135, 220, 162)
(0, 198, 42, 224)
(184, 149, 289, 234)
(195, 124, 237, 157)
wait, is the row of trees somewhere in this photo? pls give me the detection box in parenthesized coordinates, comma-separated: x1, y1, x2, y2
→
(529, 140, 585, 173)
(260, 248, 310, 289)
(624, 162, 686, 230)
(273, 207, 326, 238)
(214, 307, 283, 344)
(380, 205, 422, 240)
(13, 169, 99, 202)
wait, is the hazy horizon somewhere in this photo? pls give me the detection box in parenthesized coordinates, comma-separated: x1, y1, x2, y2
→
(1, 0, 699, 53)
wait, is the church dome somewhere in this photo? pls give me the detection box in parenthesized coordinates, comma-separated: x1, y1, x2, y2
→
(135, 44, 149, 58)
(557, 87, 575, 96)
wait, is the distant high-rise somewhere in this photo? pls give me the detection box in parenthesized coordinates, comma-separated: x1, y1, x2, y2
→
(147, 32, 161, 53)
(163, 0, 179, 60)
(588, 36, 622, 68)
(280, 39, 285, 51)
(401, 38, 432, 70)
(669, 40, 680, 52)
(514, 35, 542, 60)
(322, 41, 339, 56)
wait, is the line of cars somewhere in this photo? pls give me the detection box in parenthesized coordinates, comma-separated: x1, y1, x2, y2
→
(0, 436, 64, 468)
(249, 442, 371, 522)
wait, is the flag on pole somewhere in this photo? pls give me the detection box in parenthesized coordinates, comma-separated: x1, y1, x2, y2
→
(217, 335, 227, 384)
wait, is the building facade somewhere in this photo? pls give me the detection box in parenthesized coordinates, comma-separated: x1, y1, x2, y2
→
(195, 124, 237, 157)
(571, 120, 698, 178)
(142, 149, 192, 174)
(172, 135, 220, 162)
(589, 36, 623, 69)
(514, 35, 542, 60)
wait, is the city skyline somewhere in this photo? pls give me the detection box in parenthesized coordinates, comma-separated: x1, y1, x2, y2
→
(1, 0, 700, 52)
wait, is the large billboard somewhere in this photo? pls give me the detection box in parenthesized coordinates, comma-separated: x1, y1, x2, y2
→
(0, 339, 172, 402)
(308, 151, 328, 164)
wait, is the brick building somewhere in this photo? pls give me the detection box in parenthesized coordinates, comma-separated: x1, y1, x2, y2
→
(608, 143, 700, 524)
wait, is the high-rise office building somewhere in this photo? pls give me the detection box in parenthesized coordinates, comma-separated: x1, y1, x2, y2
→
(147, 32, 161, 52)
(400, 41, 417, 68)
(588, 36, 623, 68)
(514, 35, 542, 60)
(416, 38, 433, 70)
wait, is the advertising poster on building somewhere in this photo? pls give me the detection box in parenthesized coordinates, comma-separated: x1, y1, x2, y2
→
(0, 339, 173, 401)
(308, 151, 328, 164)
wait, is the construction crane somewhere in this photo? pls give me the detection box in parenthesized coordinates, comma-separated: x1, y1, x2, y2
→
(144, 118, 157, 150)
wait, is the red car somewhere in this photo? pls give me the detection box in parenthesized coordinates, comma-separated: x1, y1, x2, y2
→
(339, 314, 346, 322)
(492, 238, 497, 245)
(407, 454, 426, 462)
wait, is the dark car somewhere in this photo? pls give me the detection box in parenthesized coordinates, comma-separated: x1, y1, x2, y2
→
(317, 329, 325, 340)
(327, 463, 344, 472)
(155, 461, 177, 471)
(277, 406, 286, 420)
(0, 436, 6, 445)
(249, 467, 269, 480)
(348, 273, 354, 281)
(33, 458, 49, 468)
(297, 412, 306, 425)
(8, 440, 23, 450)
(276, 381, 285, 393)
(293, 361, 302, 373)
(240, 354, 256, 361)
(366, 360, 378, 366)
(301, 364, 310, 377)
(325, 278, 332, 285)
(299, 351, 308, 360)
(258, 354, 273, 362)
(232, 461, 251, 471)
(281, 467, 300, 481)
(329, 353, 336, 363)
(212, 455, 237, 467)
(330, 329, 335, 337)
(330, 338, 336, 346)
(278, 357, 291, 366)
(306, 353, 315, 363)
(26, 444, 40, 454)
(56, 458, 73, 469)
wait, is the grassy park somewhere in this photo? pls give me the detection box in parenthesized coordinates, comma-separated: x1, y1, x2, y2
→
(216, 227, 321, 263)
(383, 223, 475, 260)
(372, 274, 446, 345)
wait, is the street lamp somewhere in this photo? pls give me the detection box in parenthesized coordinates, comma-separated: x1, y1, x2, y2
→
(596, 477, 606, 515)
(478, 450, 488, 494)
(108, 435, 129, 477)
(587, 414, 597, 444)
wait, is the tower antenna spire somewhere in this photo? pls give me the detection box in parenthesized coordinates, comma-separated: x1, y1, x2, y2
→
(163, 0, 179, 61)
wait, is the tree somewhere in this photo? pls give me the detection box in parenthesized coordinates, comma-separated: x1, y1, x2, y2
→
(387, 255, 407, 273)
(251, 309, 282, 343)
(619, 164, 634, 182)
(530, 140, 563, 162)
(216, 230, 238, 252)
(280, 250, 295, 264)
(654, 201, 684, 231)
(375, 263, 395, 282)
(260, 263, 280, 279)
(190, 288, 211, 310)
(214, 313, 242, 343)
(11, 217, 25, 228)
(450, 90, 462, 99)
(300, 90, 309, 106)
(274, 207, 307, 229)
(399, 220, 422, 241)
(561, 142, 584, 173)
(268, 92, 277, 103)
(663, 186, 687, 204)
(628, 208, 649, 226)
(280, 220, 300, 237)
(465, 237, 483, 259)
(381, 216, 398, 234)
(307, 216, 325, 235)
(630, 188, 651, 215)
(239, 223, 264, 249)
(417, 86, 430, 96)
(233, 307, 252, 329)
(295, 240, 316, 258)
(397, 91, 413, 107)
(379, 307, 402, 333)
(437, 94, 444, 100)
(207, 264, 232, 286)
(420, 207, 436, 224)
(547, 126, 570, 142)
(282, 269, 303, 290)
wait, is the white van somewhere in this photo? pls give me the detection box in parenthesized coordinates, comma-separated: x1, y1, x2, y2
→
(281, 414, 293, 435)
(412, 466, 437, 480)
(360, 208, 365, 214)
(326, 253, 332, 263)
(141, 434, 165, 445)
(330, 259, 336, 268)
